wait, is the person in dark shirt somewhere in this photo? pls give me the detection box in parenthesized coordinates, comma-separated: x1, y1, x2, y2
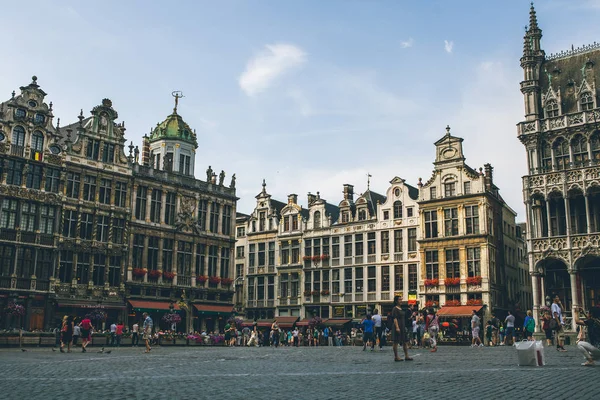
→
(391, 296, 413, 362)
(575, 307, 600, 367)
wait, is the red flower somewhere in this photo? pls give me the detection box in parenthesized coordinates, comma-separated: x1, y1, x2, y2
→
(197, 275, 208, 283)
(320, 254, 330, 260)
(466, 299, 483, 306)
(445, 299, 461, 306)
(424, 278, 439, 287)
(148, 270, 162, 278)
(311, 290, 319, 296)
(221, 278, 233, 285)
(163, 271, 176, 280)
(311, 255, 320, 262)
(320, 290, 330, 295)
(303, 255, 311, 261)
(466, 276, 482, 285)
(209, 276, 221, 284)
(444, 277, 460, 286)
(133, 268, 147, 277)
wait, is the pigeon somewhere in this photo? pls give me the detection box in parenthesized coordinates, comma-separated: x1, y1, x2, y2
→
(21, 348, 27, 352)
(105, 350, 111, 354)
(97, 347, 104, 354)
(52, 348, 57, 352)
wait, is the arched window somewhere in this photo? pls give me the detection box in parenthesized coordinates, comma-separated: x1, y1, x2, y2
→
(541, 141, 552, 171)
(571, 135, 588, 167)
(546, 99, 559, 117)
(581, 92, 594, 111)
(12, 126, 25, 146)
(32, 131, 44, 152)
(591, 132, 600, 163)
(553, 138, 569, 170)
(313, 211, 321, 228)
(393, 201, 402, 219)
(358, 209, 366, 221)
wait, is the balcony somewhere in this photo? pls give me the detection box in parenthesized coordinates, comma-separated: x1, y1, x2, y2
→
(331, 294, 340, 303)
(0, 229, 17, 241)
(11, 144, 24, 157)
(446, 285, 461, 294)
(344, 294, 352, 302)
(290, 297, 298, 305)
(177, 276, 191, 287)
(21, 232, 36, 243)
(355, 293, 363, 302)
(16, 279, 31, 290)
(39, 234, 54, 246)
(0, 277, 11, 288)
(36, 281, 50, 291)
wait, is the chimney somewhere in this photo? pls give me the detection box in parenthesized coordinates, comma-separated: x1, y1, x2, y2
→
(343, 184, 354, 201)
(307, 192, 316, 206)
(484, 163, 493, 190)
(288, 194, 298, 204)
(141, 134, 150, 167)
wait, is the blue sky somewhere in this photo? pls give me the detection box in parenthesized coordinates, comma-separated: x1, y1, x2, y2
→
(2, 0, 600, 218)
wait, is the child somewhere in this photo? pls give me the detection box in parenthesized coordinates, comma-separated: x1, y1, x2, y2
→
(486, 320, 493, 347)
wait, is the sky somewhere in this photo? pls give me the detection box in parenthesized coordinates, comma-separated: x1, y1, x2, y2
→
(2, 0, 600, 219)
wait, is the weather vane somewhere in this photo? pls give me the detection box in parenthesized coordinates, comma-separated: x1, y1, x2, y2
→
(172, 90, 184, 113)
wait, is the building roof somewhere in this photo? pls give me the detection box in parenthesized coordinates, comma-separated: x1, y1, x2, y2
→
(149, 111, 198, 148)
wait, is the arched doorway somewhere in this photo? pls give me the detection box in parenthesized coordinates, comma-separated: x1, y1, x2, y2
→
(539, 258, 571, 308)
(576, 255, 600, 309)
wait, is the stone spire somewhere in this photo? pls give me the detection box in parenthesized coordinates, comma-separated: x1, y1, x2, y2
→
(529, 2, 539, 32)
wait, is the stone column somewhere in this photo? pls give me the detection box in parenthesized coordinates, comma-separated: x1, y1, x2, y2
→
(584, 194, 592, 234)
(173, 240, 178, 285)
(157, 238, 164, 284)
(142, 236, 149, 283)
(160, 191, 167, 224)
(570, 271, 579, 332)
(545, 199, 552, 236)
(540, 275, 546, 307)
(131, 184, 138, 218)
(145, 189, 152, 223)
(531, 273, 540, 332)
(563, 197, 571, 236)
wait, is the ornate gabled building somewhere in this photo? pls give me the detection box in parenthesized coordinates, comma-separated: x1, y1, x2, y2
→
(518, 5, 600, 330)
(417, 126, 516, 321)
(0, 77, 237, 332)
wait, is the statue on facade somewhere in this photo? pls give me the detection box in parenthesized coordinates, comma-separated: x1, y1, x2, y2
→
(206, 165, 213, 182)
(219, 170, 225, 186)
(134, 146, 140, 164)
(230, 173, 236, 189)
(211, 173, 217, 184)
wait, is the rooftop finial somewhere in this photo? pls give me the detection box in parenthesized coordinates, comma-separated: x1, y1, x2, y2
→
(262, 179, 267, 193)
(367, 173, 372, 190)
(446, 125, 451, 136)
(529, 2, 538, 31)
(172, 90, 184, 114)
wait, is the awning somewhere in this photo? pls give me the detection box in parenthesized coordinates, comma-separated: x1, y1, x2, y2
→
(437, 305, 483, 317)
(241, 320, 272, 328)
(58, 301, 126, 310)
(295, 318, 311, 327)
(128, 300, 180, 312)
(322, 318, 352, 326)
(193, 304, 233, 315)
(275, 316, 299, 328)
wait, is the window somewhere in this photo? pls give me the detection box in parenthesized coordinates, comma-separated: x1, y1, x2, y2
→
(280, 273, 288, 297)
(408, 264, 417, 291)
(108, 256, 121, 286)
(135, 186, 147, 220)
(37, 249, 52, 280)
(341, 211, 349, 223)
(424, 210, 438, 238)
(444, 182, 456, 197)
(92, 254, 106, 286)
(177, 241, 193, 276)
(332, 269, 340, 293)
(86, 139, 100, 160)
(444, 208, 459, 236)
(39, 205, 55, 234)
(19, 202, 37, 232)
(430, 187, 437, 199)
(408, 228, 417, 252)
(80, 213, 93, 240)
(465, 205, 479, 234)
(12, 126, 25, 156)
(15, 109, 26, 119)
(6, 160, 24, 186)
(332, 237, 340, 259)
(383, 210, 389, 220)
(147, 237, 159, 271)
(76, 253, 90, 284)
(406, 207, 414, 217)
(445, 249, 460, 278)
(258, 243, 266, 266)
(344, 268, 353, 293)
(393, 201, 402, 219)
(45, 168, 60, 193)
(591, 133, 600, 163)
(292, 215, 299, 230)
(209, 202, 220, 233)
(367, 266, 376, 292)
(163, 239, 174, 272)
(150, 189, 162, 223)
(394, 230, 402, 253)
(236, 246, 245, 259)
(179, 154, 191, 175)
(63, 210, 78, 238)
(571, 135, 589, 167)
(283, 216, 290, 231)
(546, 99, 559, 117)
(553, 138, 569, 170)
(114, 182, 127, 208)
(355, 267, 363, 292)
(425, 250, 439, 279)
(236, 226, 246, 237)
(15, 247, 33, 278)
(291, 240, 300, 264)
(99, 179, 112, 204)
(382, 266, 390, 291)
(358, 209, 367, 221)
(26, 164, 42, 189)
(112, 218, 125, 244)
(581, 92, 594, 111)
(83, 176, 96, 201)
(394, 265, 403, 291)
(464, 181, 471, 195)
(222, 205, 232, 235)
(132, 234, 145, 267)
(381, 231, 390, 254)
(355, 234, 363, 256)
(197, 199, 207, 230)
(249, 244, 256, 267)
(96, 215, 110, 242)
(208, 245, 218, 276)
(259, 211, 266, 232)
(541, 141, 552, 170)
(268, 242, 275, 266)
(247, 277, 255, 301)
(34, 113, 45, 125)
(102, 142, 115, 163)
(314, 211, 321, 228)
(31, 131, 43, 160)
(467, 247, 481, 277)
(220, 247, 230, 278)
(59, 250, 73, 283)
(344, 235, 353, 257)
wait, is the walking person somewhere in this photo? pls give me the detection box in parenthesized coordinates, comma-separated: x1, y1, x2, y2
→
(426, 308, 439, 352)
(110, 322, 117, 346)
(79, 315, 92, 353)
(485, 320, 493, 347)
(391, 296, 413, 362)
(551, 295, 567, 352)
(361, 314, 375, 351)
(491, 314, 500, 346)
(292, 327, 299, 347)
(471, 310, 483, 348)
(271, 319, 280, 348)
(72, 319, 80, 348)
(503, 311, 516, 346)
(59, 315, 74, 353)
(116, 321, 124, 347)
(541, 310, 553, 346)
(132, 322, 139, 347)
(372, 309, 383, 350)
(242, 326, 250, 346)
(142, 312, 153, 353)
(313, 327, 320, 347)
(574, 307, 600, 366)
(523, 310, 535, 341)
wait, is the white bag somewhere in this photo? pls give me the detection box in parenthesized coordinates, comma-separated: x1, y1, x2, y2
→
(516, 340, 537, 366)
(535, 340, 545, 366)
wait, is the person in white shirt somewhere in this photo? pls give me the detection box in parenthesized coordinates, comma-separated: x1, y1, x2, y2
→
(372, 309, 384, 350)
(503, 311, 516, 345)
(110, 323, 117, 346)
(132, 322, 139, 347)
(471, 310, 483, 348)
(552, 295, 567, 351)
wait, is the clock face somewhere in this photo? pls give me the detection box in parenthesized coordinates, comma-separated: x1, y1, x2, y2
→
(49, 145, 61, 155)
(442, 148, 457, 159)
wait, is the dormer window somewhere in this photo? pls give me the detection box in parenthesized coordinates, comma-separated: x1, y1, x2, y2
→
(444, 182, 456, 197)
(581, 92, 594, 111)
(28, 100, 37, 108)
(430, 187, 437, 200)
(546, 99, 559, 117)
(314, 211, 321, 228)
(358, 209, 366, 221)
(31, 131, 44, 161)
(86, 139, 100, 160)
(341, 211, 349, 223)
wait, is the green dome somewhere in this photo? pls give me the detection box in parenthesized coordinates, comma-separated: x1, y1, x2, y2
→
(149, 112, 198, 148)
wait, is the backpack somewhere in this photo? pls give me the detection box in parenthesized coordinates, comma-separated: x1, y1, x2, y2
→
(548, 318, 558, 331)
(386, 314, 394, 330)
(526, 318, 535, 332)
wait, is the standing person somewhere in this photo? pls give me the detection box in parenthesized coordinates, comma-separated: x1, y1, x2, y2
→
(361, 314, 375, 351)
(491, 314, 500, 346)
(224, 321, 232, 347)
(72, 319, 80, 348)
(132, 322, 139, 347)
(574, 307, 600, 366)
(142, 312, 153, 353)
(110, 322, 117, 346)
(60, 315, 73, 353)
(471, 310, 483, 348)
(551, 295, 567, 352)
(503, 311, 516, 346)
(541, 310, 553, 346)
(292, 327, 299, 347)
(485, 320, 494, 347)
(426, 308, 439, 352)
(115, 321, 124, 347)
(79, 315, 92, 353)
(372, 309, 383, 350)
(391, 296, 413, 361)
(271, 319, 280, 348)
(523, 310, 535, 341)
(242, 326, 250, 346)
(313, 327, 320, 346)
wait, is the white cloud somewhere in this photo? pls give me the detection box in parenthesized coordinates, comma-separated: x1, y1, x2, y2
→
(444, 40, 454, 53)
(400, 38, 414, 48)
(238, 43, 306, 96)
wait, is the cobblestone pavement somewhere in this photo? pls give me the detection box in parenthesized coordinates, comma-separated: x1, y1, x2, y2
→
(0, 343, 596, 400)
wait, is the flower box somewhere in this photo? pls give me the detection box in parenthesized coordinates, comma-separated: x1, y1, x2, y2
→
(132, 268, 147, 278)
(197, 275, 208, 283)
(320, 254, 330, 260)
(466, 276, 482, 285)
(311, 290, 319, 296)
(466, 299, 483, 306)
(424, 279, 439, 287)
(303, 255, 311, 261)
(163, 271, 176, 280)
(445, 299, 461, 306)
(221, 278, 233, 286)
(311, 255, 320, 262)
(321, 290, 330, 295)
(303, 290, 312, 296)
(209, 276, 221, 285)
(425, 300, 434, 308)
(148, 270, 162, 279)
(444, 278, 460, 286)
